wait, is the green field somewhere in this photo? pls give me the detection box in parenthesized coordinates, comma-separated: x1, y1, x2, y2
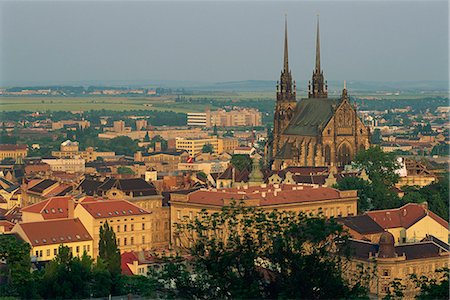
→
(0, 96, 207, 112)
(0, 91, 446, 112)
(0, 91, 276, 112)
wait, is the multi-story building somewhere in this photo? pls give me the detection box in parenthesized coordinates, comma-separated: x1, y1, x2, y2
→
(74, 199, 169, 258)
(51, 140, 115, 162)
(113, 120, 126, 132)
(42, 158, 85, 173)
(136, 119, 148, 131)
(11, 218, 93, 262)
(210, 108, 262, 127)
(187, 111, 210, 127)
(347, 232, 449, 298)
(134, 150, 189, 173)
(188, 109, 262, 127)
(178, 160, 229, 175)
(51, 120, 90, 131)
(170, 184, 358, 246)
(0, 144, 28, 160)
(176, 137, 239, 156)
(365, 203, 449, 244)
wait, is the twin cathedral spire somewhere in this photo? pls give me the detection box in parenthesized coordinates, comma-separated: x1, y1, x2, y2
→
(277, 16, 328, 102)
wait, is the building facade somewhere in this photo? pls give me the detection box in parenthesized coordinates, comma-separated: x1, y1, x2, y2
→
(170, 184, 358, 246)
(0, 144, 28, 160)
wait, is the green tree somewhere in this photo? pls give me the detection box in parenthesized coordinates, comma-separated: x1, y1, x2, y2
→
(0, 234, 37, 298)
(143, 131, 150, 142)
(354, 146, 401, 187)
(167, 202, 371, 299)
(333, 177, 374, 212)
(230, 154, 253, 172)
(98, 221, 121, 275)
(40, 245, 93, 299)
(383, 278, 406, 300)
(411, 268, 449, 300)
(371, 128, 382, 144)
(201, 143, 214, 153)
(117, 166, 135, 175)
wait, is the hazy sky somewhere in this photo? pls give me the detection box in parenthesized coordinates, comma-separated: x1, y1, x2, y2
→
(1, 1, 448, 85)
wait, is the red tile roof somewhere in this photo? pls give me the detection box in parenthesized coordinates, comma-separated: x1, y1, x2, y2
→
(17, 218, 92, 246)
(0, 144, 27, 151)
(79, 199, 151, 219)
(21, 196, 72, 220)
(121, 251, 138, 275)
(0, 220, 15, 232)
(183, 185, 344, 207)
(366, 203, 448, 229)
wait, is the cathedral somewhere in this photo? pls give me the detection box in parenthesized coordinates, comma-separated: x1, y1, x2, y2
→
(268, 18, 371, 170)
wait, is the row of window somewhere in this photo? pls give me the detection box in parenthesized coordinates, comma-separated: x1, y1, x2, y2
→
(116, 223, 146, 232)
(117, 235, 146, 246)
(35, 244, 90, 258)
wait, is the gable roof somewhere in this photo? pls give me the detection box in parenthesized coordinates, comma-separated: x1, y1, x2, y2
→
(78, 199, 151, 219)
(97, 178, 158, 196)
(366, 203, 448, 230)
(283, 97, 340, 136)
(17, 218, 91, 246)
(79, 179, 103, 196)
(21, 196, 72, 220)
(28, 179, 58, 193)
(337, 215, 385, 235)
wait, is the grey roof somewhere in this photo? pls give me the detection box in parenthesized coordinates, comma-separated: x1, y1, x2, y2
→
(338, 215, 385, 235)
(283, 97, 340, 136)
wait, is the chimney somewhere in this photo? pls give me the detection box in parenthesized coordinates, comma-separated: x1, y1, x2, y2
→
(419, 202, 428, 210)
(67, 197, 75, 219)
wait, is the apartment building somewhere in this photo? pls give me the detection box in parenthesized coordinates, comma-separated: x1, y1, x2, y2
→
(176, 137, 239, 156)
(0, 144, 28, 160)
(187, 109, 262, 127)
(11, 218, 93, 262)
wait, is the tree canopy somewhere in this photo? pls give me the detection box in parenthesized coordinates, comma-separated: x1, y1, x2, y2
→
(201, 143, 214, 154)
(165, 202, 370, 299)
(230, 154, 253, 172)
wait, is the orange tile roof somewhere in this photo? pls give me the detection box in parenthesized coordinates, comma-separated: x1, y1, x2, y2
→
(21, 196, 72, 220)
(79, 199, 151, 219)
(366, 203, 448, 229)
(18, 218, 92, 246)
(183, 185, 343, 207)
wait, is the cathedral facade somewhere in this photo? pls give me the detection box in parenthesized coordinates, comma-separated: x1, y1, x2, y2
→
(268, 18, 371, 170)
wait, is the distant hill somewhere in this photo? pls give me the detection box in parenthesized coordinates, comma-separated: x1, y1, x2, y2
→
(2, 80, 448, 93)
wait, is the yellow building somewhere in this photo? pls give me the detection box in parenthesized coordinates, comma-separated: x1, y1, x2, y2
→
(176, 137, 239, 156)
(366, 203, 449, 244)
(134, 150, 189, 173)
(21, 196, 74, 223)
(347, 232, 449, 298)
(170, 184, 358, 246)
(11, 218, 93, 262)
(0, 144, 27, 160)
(74, 199, 169, 258)
(51, 140, 115, 162)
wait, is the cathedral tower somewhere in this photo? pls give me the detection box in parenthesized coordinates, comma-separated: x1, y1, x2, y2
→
(272, 17, 297, 157)
(308, 16, 328, 98)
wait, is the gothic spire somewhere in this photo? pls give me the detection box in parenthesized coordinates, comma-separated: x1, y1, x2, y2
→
(315, 15, 321, 74)
(308, 15, 327, 99)
(284, 15, 289, 73)
(277, 15, 295, 102)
